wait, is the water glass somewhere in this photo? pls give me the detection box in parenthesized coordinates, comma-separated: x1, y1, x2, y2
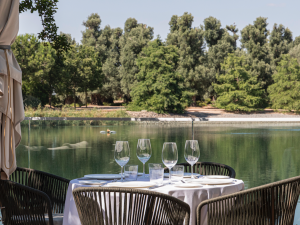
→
(124, 165, 138, 181)
(162, 142, 178, 184)
(114, 141, 130, 182)
(149, 163, 164, 185)
(184, 140, 200, 179)
(136, 139, 152, 177)
(171, 165, 184, 182)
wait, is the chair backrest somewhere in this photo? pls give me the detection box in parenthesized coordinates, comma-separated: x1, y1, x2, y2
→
(73, 187, 190, 225)
(0, 179, 53, 225)
(9, 167, 70, 213)
(197, 175, 300, 225)
(164, 162, 236, 178)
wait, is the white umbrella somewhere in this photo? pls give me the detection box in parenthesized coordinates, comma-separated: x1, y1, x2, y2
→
(0, 0, 25, 179)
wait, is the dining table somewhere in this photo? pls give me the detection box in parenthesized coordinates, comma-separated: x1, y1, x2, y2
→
(63, 175, 244, 225)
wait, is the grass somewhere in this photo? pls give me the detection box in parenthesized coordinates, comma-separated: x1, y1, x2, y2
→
(25, 106, 130, 118)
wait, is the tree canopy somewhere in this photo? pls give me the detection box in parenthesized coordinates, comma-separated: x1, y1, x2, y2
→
(14, 11, 300, 112)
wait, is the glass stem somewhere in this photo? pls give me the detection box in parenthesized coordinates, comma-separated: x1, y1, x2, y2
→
(143, 163, 145, 176)
(121, 166, 123, 182)
(191, 164, 194, 179)
(169, 168, 172, 183)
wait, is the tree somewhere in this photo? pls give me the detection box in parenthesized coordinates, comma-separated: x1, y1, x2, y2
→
(294, 36, 300, 46)
(99, 27, 123, 102)
(268, 55, 300, 111)
(19, 0, 70, 54)
(11, 34, 42, 100)
(29, 42, 59, 107)
(166, 12, 206, 103)
(62, 44, 102, 108)
(201, 17, 237, 100)
(130, 39, 193, 113)
(240, 17, 272, 90)
(289, 44, 300, 64)
(213, 54, 265, 112)
(119, 18, 154, 102)
(77, 45, 103, 107)
(81, 13, 102, 47)
(269, 24, 293, 65)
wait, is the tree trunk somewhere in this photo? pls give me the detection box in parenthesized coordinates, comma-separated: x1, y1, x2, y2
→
(74, 89, 76, 109)
(49, 93, 52, 108)
(85, 88, 87, 108)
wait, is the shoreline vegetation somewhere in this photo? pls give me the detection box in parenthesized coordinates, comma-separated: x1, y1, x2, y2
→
(15, 13, 300, 115)
(25, 104, 300, 118)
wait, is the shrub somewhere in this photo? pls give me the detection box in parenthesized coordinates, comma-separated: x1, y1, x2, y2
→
(23, 96, 41, 109)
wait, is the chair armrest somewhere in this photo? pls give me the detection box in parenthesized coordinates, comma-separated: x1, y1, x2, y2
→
(0, 180, 54, 225)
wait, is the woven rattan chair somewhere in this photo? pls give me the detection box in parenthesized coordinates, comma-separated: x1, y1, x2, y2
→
(196, 175, 300, 225)
(164, 162, 236, 178)
(9, 167, 70, 214)
(0, 179, 60, 225)
(73, 187, 191, 225)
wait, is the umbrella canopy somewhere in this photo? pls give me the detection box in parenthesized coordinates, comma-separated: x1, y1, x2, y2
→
(0, 0, 25, 177)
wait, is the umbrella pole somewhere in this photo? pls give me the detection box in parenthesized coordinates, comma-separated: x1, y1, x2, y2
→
(28, 120, 30, 168)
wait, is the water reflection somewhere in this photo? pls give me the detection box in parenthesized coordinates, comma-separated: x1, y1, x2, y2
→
(47, 141, 89, 150)
(15, 122, 300, 224)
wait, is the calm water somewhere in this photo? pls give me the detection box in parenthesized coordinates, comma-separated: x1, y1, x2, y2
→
(14, 123, 300, 224)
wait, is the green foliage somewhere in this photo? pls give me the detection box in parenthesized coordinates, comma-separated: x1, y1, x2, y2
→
(119, 18, 154, 101)
(213, 54, 265, 112)
(61, 43, 103, 107)
(294, 36, 300, 46)
(268, 55, 300, 111)
(289, 44, 300, 65)
(81, 13, 102, 47)
(240, 17, 273, 89)
(25, 107, 129, 118)
(200, 17, 237, 100)
(23, 96, 41, 108)
(19, 0, 70, 54)
(130, 39, 193, 113)
(269, 24, 293, 65)
(167, 12, 207, 102)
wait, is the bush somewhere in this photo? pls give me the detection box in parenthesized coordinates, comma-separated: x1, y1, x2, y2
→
(196, 101, 207, 107)
(24, 96, 41, 109)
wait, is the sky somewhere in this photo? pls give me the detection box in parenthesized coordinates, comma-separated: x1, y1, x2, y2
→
(19, 0, 300, 45)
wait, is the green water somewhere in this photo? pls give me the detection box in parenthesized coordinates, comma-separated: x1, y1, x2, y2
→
(15, 123, 300, 224)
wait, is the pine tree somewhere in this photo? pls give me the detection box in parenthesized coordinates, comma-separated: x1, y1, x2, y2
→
(289, 45, 300, 64)
(240, 17, 272, 90)
(201, 17, 236, 100)
(268, 55, 300, 111)
(130, 39, 193, 113)
(294, 36, 300, 46)
(166, 12, 206, 103)
(119, 18, 154, 102)
(269, 24, 293, 65)
(81, 13, 102, 47)
(213, 54, 265, 112)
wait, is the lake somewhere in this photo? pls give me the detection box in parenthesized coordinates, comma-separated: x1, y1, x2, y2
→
(15, 122, 300, 224)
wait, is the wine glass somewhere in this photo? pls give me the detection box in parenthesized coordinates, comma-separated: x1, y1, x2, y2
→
(162, 142, 178, 184)
(114, 141, 130, 182)
(184, 140, 200, 179)
(136, 139, 152, 178)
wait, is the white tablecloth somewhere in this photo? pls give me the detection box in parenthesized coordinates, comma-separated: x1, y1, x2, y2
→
(63, 177, 244, 225)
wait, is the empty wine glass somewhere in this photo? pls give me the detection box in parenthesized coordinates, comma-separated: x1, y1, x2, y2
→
(136, 139, 152, 177)
(184, 140, 200, 179)
(162, 142, 178, 184)
(114, 141, 130, 182)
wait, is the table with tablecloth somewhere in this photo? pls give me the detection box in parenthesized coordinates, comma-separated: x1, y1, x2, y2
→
(63, 177, 244, 225)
